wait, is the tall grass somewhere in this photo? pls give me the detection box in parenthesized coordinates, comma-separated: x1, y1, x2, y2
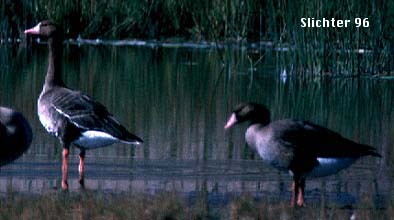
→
(284, 0, 394, 76)
(0, 0, 392, 75)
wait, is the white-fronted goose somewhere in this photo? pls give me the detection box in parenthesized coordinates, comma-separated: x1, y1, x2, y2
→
(0, 107, 32, 166)
(225, 102, 380, 207)
(25, 21, 143, 190)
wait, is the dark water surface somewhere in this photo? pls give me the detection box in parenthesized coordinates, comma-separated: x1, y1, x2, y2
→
(0, 44, 393, 206)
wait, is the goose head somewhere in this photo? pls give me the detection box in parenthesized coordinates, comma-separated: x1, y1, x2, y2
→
(225, 102, 271, 129)
(24, 20, 62, 39)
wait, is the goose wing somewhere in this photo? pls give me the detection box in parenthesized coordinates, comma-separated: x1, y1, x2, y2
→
(51, 88, 142, 143)
(277, 120, 379, 158)
(270, 120, 379, 174)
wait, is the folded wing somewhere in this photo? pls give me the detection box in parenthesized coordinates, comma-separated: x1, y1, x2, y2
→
(51, 89, 142, 143)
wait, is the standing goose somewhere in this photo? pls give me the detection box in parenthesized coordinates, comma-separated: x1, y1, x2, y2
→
(0, 107, 32, 166)
(225, 103, 380, 207)
(25, 21, 143, 190)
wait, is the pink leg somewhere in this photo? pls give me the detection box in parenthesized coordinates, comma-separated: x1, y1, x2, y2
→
(78, 149, 86, 188)
(291, 179, 306, 207)
(291, 181, 296, 207)
(62, 147, 69, 190)
(297, 180, 305, 207)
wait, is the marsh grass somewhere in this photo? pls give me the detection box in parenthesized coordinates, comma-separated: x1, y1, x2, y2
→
(227, 194, 389, 220)
(0, 191, 391, 220)
(1, 0, 392, 75)
(0, 191, 192, 220)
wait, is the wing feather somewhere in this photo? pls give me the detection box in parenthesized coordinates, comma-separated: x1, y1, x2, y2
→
(51, 89, 132, 139)
(276, 120, 379, 158)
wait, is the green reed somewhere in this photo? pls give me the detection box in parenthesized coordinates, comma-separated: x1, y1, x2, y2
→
(0, 0, 392, 75)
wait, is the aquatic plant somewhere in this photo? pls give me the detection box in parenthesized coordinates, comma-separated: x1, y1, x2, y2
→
(0, 191, 390, 220)
(0, 0, 392, 75)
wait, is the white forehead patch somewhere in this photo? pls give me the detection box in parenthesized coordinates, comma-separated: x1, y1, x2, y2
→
(24, 22, 41, 34)
(34, 22, 42, 32)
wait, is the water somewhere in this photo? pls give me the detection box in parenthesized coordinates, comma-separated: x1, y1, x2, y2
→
(0, 43, 393, 206)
